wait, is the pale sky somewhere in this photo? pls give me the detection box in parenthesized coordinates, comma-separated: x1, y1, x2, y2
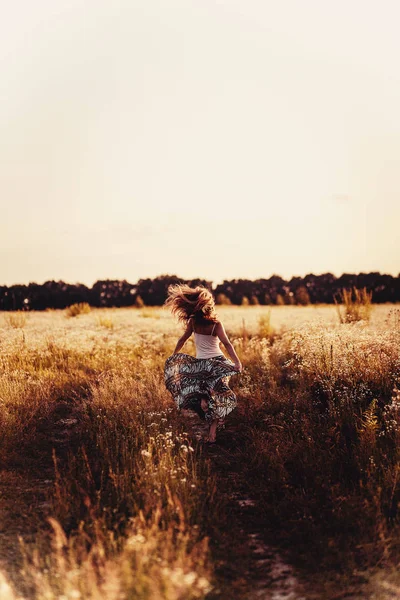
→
(1, 0, 399, 286)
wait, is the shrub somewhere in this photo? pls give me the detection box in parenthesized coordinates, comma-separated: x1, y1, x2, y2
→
(65, 302, 91, 317)
(134, 294, 145, 308)
(216, 293, 232, 305)
(97, 315, 114, 329)
(283, 292, 295, 305)
(5, 311, 27, 328)
(334, 287, 373, 323)
(264, 293, 272, 305)
(295, 286, 310, 306)
(258, 310, 274, 339)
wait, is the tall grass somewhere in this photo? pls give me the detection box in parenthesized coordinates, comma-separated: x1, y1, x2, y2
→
(334, 286, 373, 323)
(4, 311, 27, 328)
(66, 303, 91, 317)
(0, 305, 400, 597)
(233, 316, 400, 569)
(0, 344, 214, 599)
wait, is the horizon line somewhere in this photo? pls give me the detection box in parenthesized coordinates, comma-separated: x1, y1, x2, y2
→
(2, 269, 399, 289)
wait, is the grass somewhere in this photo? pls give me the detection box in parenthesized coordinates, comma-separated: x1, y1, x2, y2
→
(66, 302, 91, 317)
(0, 304, 400, 598)
(0, 343, 214, 599)
(4, 311, 27, 329)
(334, 286, 373, 323)
(97, 315, 114, 329)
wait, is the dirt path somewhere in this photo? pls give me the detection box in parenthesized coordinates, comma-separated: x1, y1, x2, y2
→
(181, 411, 396, 600)
(180, 411, 308, 599)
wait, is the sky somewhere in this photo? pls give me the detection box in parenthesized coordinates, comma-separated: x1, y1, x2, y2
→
(1, 0, 399, 286)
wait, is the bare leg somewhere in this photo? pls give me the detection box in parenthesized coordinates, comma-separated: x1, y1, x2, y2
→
(217, 418, 225, 431)
(207, 419, 218, 443)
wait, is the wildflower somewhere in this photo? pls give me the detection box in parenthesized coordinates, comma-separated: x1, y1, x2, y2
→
(183, 571, 197, 585)
(126, 533, 146, 546)
(198, 577, 212, 592)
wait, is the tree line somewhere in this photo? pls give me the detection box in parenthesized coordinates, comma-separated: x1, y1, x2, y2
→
(0, 272, 399, 311)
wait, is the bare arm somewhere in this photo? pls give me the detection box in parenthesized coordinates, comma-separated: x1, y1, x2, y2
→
(216, 322, 242, 371)
(173, 320, 193, 354)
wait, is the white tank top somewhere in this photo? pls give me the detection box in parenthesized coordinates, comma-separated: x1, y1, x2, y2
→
(193, 321, 224, 359)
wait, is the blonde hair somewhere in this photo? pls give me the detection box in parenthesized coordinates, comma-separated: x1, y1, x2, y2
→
(164, 284, 217, 323)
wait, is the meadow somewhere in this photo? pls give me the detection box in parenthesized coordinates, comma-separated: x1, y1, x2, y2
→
(0, 303, 400, 599)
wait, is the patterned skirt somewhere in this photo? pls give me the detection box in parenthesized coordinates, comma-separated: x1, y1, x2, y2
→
(164, 353, 238, 422)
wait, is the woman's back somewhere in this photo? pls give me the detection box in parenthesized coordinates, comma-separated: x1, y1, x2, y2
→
(192, 319, 224, 359)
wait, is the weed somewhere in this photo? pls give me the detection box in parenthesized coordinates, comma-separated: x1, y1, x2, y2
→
(97, 315, 114, 329)
(65, 303, 91, 317)
(4, 311, 27, 329)
(334, 287, 373, 323)
(258, 310, 274, 339)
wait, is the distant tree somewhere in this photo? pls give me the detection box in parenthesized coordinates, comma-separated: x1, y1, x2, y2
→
(188, 278, 213, 291)
(263, 293, 272, 305)
(26, 280, 91, 310)
(134, 294, 145, 308)
(318, 273, 337, 303)
(216, 293, 232, 305)
(214, 279, 256, 305)
(0, 271, 398, 311)
(241, 296, 250, 306)
(284, 292, 295, 305)
(295, 286, 310, 306)
(2, 285, 28, 310)
(282, 286, 295, 305)
(91, 280, 136, 307)
(265, 275, 286, 304)
(136, 275, 183, 306)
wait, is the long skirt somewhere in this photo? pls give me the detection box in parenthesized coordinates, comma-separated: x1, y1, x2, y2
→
(164, 353, 238, 422)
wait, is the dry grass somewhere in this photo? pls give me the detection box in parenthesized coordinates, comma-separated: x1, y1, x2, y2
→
(334, 286, 373, 323)
(0, 304, 399, 598)
(65, 302, 91, 318)
(4, 311, 27, 329)
(97, 314, 114, 329)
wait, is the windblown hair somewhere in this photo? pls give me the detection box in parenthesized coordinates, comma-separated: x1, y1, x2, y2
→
(165, 284, 218, 324)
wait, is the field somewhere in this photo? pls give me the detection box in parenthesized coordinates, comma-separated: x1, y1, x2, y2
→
(1, 304, 400, 599)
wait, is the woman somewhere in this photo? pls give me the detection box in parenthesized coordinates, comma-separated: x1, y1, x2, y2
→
(164, 284, 242, 443)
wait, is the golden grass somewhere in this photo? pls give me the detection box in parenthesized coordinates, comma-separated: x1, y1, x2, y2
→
(4, 311, 27, 329)
(0, 324, 214, 599)
(0, 304, 399, 598)
(65, 302, 91, 317)
(334, 286, 373, 323)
